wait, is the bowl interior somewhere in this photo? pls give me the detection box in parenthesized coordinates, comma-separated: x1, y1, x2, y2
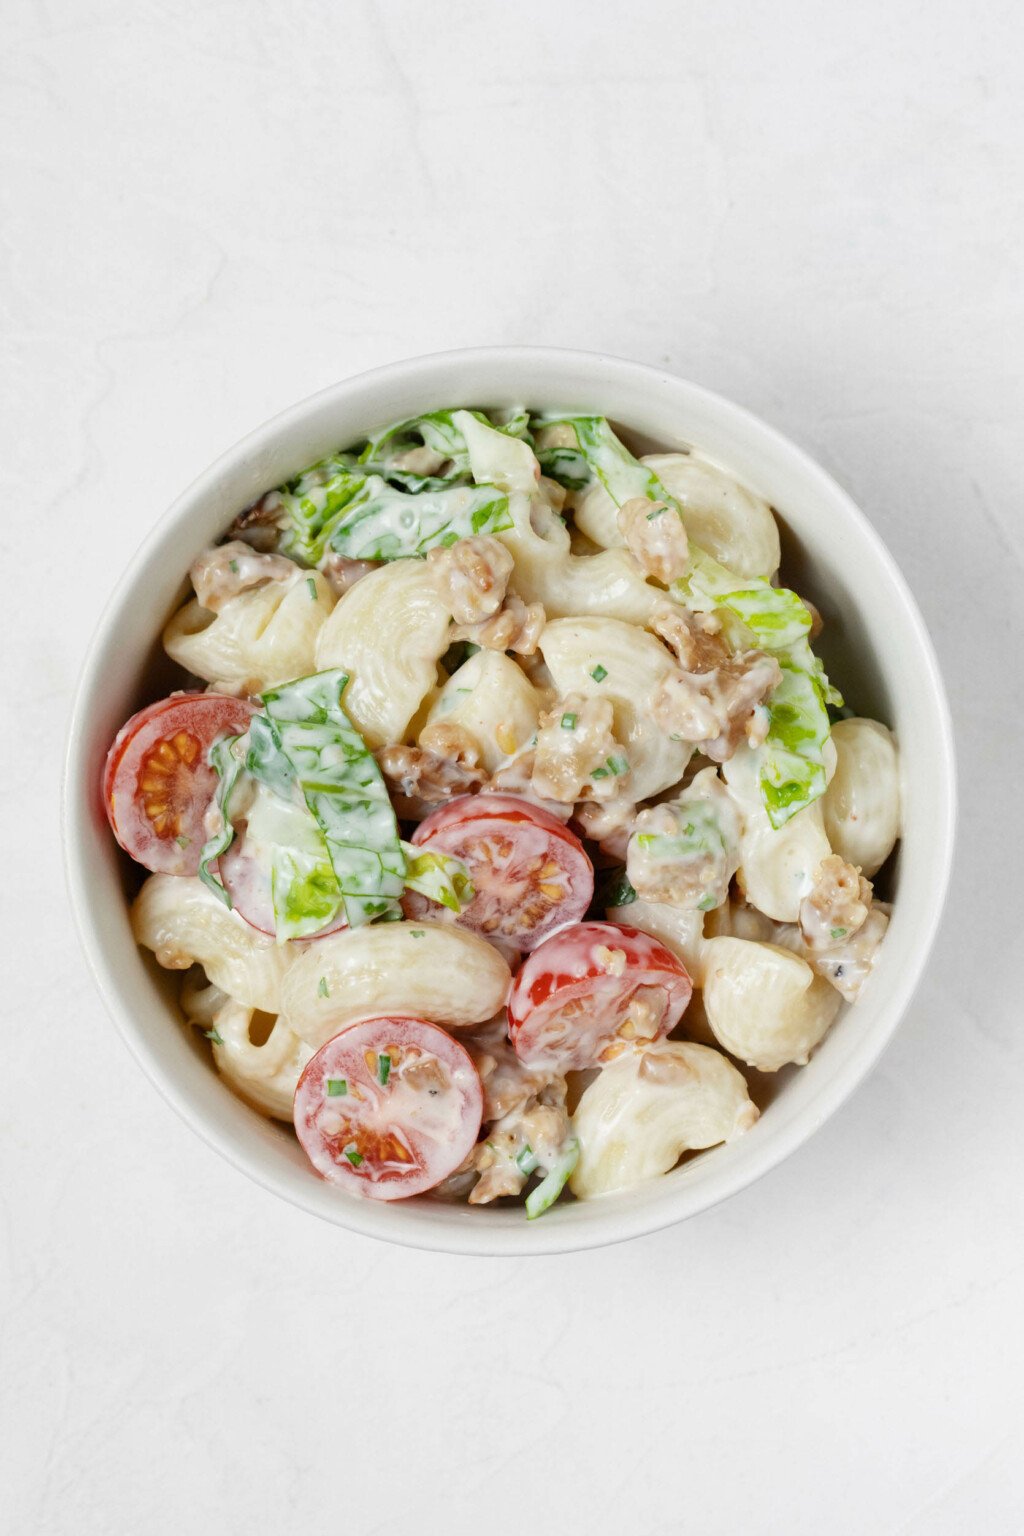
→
(64, 348, 955, 1254)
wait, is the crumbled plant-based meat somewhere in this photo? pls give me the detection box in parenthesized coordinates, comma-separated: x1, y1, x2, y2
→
(532, 691, 631, 804)
(799, 854, 873, 952)
(449, 592, 546, 655)
(617, 497, 689, 583)
(319, 553, 381, 597)
(652, 651, 782, 761)
(228, 492, 290, 551)
(376, 724, 486, 818)
(426, 535, 514, 624)
(189, 541, 300, 612)
(812, 903, 890, 1002)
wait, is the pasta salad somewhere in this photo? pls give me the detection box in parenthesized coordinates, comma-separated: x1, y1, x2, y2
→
(104, 408, 900, 1216)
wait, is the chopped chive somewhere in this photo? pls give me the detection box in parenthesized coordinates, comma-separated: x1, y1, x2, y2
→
(516, 1145, 540, 1176)
(410, 929, 425, 938)
(326, 1077, 347, 1097)
(591, 766, 610, 780)
(525, 1138, 579, 1219)
(606, 754, 629, 776)
(175, 834, 190, 849)
(343, 1143, 363, 1166)
(646, 506, 666, 521)
(378, 1053, 392, 1087)
(590, 663, 608, 682)
(561, 712, 578, 730)
(831, 926, 848, 940)
(306, 576, 317, 600)
(204, 1028, 224, 1045)
(698, 894, 717, 911)
(229, 558, 240, 574)
(440, 531, 460, 547)
(317, 976, 330, 998)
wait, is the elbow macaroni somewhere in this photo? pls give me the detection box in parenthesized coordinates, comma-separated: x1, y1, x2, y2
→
(702, 936, 842, 1070)
(425, 650, 541, 771)
(642, 453, 781, 578)
(723, 742, 834, 922)
(281, 920, 512, 1050)
(822, 718, 900, 877)
(208, 999, 313, 1122)
(163, 568, 334, 692)
(573, 451, 780, 581)
(132, 874, 292, 1014)
(315, 559, 453, 747)
(570, 1039, 758, 1197)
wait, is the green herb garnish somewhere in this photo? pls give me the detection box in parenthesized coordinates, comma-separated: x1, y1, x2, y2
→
(561, 712, 578, 730)
(590, 664, 608, 682)
(378, 1054, 392, 1087)
(326, 1077, 347, 1097)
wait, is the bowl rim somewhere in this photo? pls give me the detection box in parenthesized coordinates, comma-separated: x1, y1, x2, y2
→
(62, 345, 957, 1256)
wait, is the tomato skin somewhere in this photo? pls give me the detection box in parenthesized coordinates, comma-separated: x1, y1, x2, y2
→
(217, 836, 348, 939)
(407, 793, 594, 952)
(104, 693, 257, 876)
(508, 921, 693, 1072)
(293, 1016, 484, 1200)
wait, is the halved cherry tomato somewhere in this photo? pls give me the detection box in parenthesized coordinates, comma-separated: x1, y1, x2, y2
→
(404, 793, 594, 951)
(218, 835, 348, 939)
(293, 1016, 483, 1199)
(508, 921, 693, 1072)
(104, 693, 257, 876)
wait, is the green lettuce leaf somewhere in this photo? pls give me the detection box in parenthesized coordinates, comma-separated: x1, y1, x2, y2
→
(198, 734, 246, 905)
(400, 842, 475, 913)
(324, 478, 512, 561)
(259, 670, 406, 928)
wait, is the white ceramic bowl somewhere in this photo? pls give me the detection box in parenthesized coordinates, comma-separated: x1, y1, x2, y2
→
(64, 347, 956, 1255)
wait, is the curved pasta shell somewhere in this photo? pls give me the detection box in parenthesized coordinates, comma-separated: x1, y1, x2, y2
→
(132, 874, 292, 1013)
(572, 478, 622, 551)
(540, 616, 690, 800)
(607, 898, 705, 984)
(280, 920, 512, 1050)
(823, 718, 900, 877)
(425, 650, 541, 771)
(643, 453, 781, 579)
(702, 936, 842, 1070)
(498, 493, 664, 627)
(723, 744, 832, 922)
(315, 560, 452, 748)
(163, 571, 334, 692)
(570, 1039, 758, 1197)
(209, 1000, 313, 1121)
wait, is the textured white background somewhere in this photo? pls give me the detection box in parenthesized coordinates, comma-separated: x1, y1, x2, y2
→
(3, 2, 1022, 1532)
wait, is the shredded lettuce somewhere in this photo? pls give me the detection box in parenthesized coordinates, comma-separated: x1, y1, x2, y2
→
(758, 658, 834, 827)
(525, 1138, 579, 1220)
(401, 842, 474, 913)
(259, 670, 406, 929)
(198, 734, 246, 905)
(324, 478, 512, 561)
(533, 415, 669, 506)
(676, 547, 813, 650)
(269, 408, 530, 564)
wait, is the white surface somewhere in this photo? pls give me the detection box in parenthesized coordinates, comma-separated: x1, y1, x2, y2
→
(2, 0, 1021, 1530)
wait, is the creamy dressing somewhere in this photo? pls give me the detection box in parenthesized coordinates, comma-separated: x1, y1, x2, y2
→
(123, 403, 899, 1215)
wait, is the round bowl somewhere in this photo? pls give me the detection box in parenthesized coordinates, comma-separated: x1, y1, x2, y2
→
(63, 347, 956, 1255)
